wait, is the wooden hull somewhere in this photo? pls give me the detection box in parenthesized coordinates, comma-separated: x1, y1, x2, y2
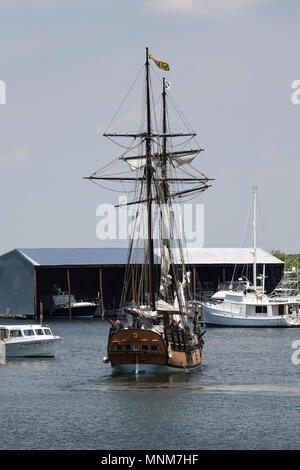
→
(107, 328, 202, 373)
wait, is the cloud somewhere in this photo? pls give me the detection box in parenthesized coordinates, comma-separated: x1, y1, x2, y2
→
(143, 0, 279, 17)
(0, 0, 81, 12)
(1, 147, 28, 163)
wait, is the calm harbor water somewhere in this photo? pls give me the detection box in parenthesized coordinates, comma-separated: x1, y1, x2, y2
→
(1, 319, 300, 450)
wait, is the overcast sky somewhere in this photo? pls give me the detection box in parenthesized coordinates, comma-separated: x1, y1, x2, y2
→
(0, 0, 299, 254)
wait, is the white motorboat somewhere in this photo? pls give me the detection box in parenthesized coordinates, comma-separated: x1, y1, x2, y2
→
(51, 290, 98, 318)
(202, 281, 300, 327)
(202, 187, 300, 327)
(0, 324, 61, 357)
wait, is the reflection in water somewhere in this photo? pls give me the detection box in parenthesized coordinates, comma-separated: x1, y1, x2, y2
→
(5, 357, 55, 369)
(76, 368, 201, 392)
(75, 371, 300, 396)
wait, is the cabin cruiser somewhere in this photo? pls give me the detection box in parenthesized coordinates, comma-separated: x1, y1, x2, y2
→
(0, 324, 61, 357)
(202, 279, 300, 327)
(202, 187, 300, 327)
(51, 290, 98, 318)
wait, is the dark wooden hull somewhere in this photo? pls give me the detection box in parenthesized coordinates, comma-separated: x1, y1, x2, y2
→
(107, 328, 202, 373)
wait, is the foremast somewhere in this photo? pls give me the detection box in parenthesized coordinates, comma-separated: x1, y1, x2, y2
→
(145, 47, 156, 310)
(158, 75, 193, 325)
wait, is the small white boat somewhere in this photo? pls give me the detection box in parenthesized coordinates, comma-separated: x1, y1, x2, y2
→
(0, 324, 61, 357)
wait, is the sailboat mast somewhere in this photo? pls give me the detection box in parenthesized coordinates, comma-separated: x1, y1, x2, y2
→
(252, 186, 257, 290)
(145, 47, 155, 309)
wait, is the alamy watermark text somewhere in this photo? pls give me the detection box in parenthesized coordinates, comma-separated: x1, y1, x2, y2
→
(96, 196, 204, 246)
(291, 80, 300, 105)
(0, 80, 6, 104)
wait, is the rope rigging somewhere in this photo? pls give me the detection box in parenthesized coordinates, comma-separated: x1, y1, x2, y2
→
(85, 55, 213, 313)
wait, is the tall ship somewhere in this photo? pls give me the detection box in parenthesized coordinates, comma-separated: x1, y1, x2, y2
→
(85, 48, 212, 373)
(202, 187, 300, 327)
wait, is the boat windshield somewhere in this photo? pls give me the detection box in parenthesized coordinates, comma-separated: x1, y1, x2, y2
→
(10, 330, 22, 338)
(53, 294, 76, 306)
(43, 328, 52, 336)
(218, 281, 247, 292)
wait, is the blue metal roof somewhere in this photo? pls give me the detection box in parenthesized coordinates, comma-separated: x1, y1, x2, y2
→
(15, 248, 160, 266)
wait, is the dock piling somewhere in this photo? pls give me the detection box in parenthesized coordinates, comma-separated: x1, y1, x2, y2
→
(0, 341, 6, 365)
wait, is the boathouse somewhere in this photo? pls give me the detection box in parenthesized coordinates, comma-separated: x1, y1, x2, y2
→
(175, 247, 284, 298)
(0, 247, 283, 318)
(0, 248, 159, 318)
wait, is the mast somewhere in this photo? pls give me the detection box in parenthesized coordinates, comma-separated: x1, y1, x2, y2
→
(145, 47, 155, 309)
(262, 263, 265, 293)
(160, 77, 186, 315)
(252, 186, 257, 290)
(162, 77, 168, 199)
(84, 48, 213, 328)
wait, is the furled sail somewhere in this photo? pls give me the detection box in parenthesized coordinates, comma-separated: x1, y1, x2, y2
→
(161, 244, 170, 276)
(159, 244, 172, 298)
(122, 149, 201, 171)
(174, 271, 191, 316)
(155, 299, 179, 312)
(171, 150, 200, 167)
(123, 157, 146, 171)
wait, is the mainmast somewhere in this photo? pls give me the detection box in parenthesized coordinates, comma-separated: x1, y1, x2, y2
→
(145, 47, 156, 310)
(162, 77, 168, 200)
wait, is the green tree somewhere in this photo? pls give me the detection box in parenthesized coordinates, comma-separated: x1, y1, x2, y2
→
(272, 250, 299, 275)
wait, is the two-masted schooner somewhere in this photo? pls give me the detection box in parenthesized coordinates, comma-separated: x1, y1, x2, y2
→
(86, 49, 212, 373)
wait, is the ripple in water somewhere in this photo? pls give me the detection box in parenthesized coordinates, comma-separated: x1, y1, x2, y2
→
(74, 374, 300, 396)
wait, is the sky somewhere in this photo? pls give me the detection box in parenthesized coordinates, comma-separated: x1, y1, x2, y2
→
(0, 0, 299, 254)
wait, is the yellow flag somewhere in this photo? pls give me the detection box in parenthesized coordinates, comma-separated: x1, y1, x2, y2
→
(148, 51, 170, 71)
(153, 59, 170, 71)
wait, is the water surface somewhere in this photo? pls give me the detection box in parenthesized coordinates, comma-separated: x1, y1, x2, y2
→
(1, 320, 300, 450)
